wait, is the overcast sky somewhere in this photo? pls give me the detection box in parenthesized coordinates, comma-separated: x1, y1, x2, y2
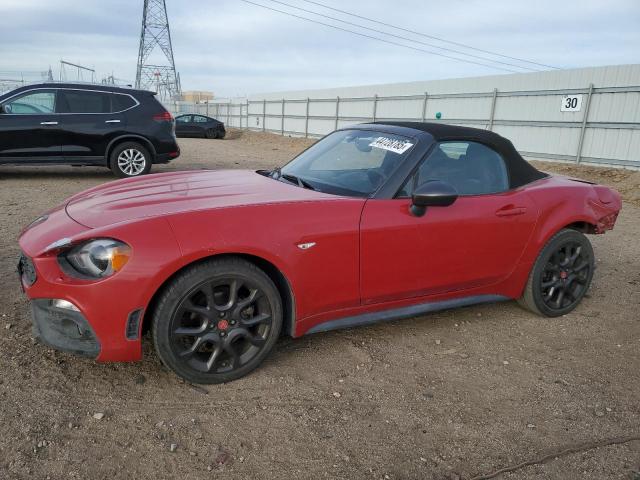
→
(0, 0, 638, 97)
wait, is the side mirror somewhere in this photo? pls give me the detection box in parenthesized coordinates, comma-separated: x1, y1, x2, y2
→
(355, 138, 372, 152)
(410, 180, 458, 217)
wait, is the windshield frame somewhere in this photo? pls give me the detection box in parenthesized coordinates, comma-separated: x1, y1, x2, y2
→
(271, 125, 430, 199)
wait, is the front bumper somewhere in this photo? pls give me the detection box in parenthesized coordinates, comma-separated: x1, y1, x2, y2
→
(18, 211, 182, 363)
(155, 147, 180, 164)
(31, 299, 100, 358)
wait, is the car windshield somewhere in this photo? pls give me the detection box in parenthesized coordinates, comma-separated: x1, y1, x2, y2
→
(274, 129, 415, 197)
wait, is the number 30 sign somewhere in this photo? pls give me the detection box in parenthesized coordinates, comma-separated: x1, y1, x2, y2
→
(561, 94, 583, 112)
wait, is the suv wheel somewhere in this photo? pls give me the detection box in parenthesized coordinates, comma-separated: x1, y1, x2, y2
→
(109, 142, 152, 178)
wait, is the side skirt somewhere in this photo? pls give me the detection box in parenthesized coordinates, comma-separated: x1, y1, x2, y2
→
(0, 156, 104, 166)
(305, 294, 509, 334)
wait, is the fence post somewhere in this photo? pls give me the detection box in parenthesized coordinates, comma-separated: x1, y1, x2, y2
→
(246, 99, 249, 130)
(305, 97, 310, 138)
(227, 102, 230, 127)
(488, 88, 498, 131)
(334, 96, 340, 130)
(421, 92, 428, 122)
(372, 94, 378, 122)
(281, 98, 285, 135)
(262, 99, 266, 132)
(576, 83, 594, 164)
(206, 101, 209, 117)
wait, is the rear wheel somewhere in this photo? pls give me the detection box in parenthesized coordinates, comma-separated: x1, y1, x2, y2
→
(518, 229, 595, 317)
(205, 128, 217, 139)
(152, 258, 282, 384)
(109, 142, 152, 178)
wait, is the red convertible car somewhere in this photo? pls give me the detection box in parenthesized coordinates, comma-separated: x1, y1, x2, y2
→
(18, 122, 621, 384)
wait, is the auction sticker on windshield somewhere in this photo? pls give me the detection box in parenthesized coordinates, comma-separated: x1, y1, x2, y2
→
(369, 137, 414, 154)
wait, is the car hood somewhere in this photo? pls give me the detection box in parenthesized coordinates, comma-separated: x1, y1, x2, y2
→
(65, 169, 334, 228)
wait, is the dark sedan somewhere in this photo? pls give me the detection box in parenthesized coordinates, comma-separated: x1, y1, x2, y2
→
(175, 114, 225, 139)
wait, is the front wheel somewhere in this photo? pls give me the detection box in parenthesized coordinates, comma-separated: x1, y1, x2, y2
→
(518, 229, 595, 317)
(152, 258, 283, 384)
(109, 142, 152, 178)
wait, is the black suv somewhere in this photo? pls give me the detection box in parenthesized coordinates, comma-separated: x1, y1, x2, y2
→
(0, 83, 180, 177)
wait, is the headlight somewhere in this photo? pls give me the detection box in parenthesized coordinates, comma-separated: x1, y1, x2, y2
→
(63, 239, 131, 279)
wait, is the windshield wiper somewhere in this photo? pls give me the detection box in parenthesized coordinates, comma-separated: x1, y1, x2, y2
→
(281, 173, 317, 191)
(270, 167, 282, 179)
(268, 167, 316, 191)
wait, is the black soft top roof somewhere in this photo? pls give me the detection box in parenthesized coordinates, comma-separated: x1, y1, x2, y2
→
(369, 121, 548, 188)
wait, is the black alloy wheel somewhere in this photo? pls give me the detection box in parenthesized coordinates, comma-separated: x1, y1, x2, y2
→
(205, 128, 217, 139)
(153, 258, 282, 384)
(518, 229, 595, 317)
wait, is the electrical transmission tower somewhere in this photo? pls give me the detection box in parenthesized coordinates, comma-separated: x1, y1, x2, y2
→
(135, 0, 181, 100)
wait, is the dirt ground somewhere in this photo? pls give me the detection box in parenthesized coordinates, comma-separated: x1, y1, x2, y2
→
(0, 130, 638, 480)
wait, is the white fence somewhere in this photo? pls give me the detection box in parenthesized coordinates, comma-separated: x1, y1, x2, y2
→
(166, 65, 640, 169)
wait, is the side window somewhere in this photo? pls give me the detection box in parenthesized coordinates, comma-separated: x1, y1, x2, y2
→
(400, 141, 509, 196)
(176, 115, 192, 123)
(193, 116, 208, 123)
(3, 90, 56, 114)
(57, 90, 111, 114)
(111, 94, 136, 112)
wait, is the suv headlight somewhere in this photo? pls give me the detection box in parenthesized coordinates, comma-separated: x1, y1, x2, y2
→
(62, 239, 131, 279)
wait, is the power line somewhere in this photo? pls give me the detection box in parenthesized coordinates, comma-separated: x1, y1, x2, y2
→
(265, 0, 540, 72)
(300, 0, 560, 70)
(238, 0, 521, 73)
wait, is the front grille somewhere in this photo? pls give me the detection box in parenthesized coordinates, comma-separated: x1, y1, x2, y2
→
(18, 253, 37, 287)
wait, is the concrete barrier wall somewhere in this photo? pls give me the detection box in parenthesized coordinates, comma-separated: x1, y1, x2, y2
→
(166, 64, 640, 169)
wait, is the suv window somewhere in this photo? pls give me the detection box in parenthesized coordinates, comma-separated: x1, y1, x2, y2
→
(3, 90, 56, 114)
(111, 93, 136, 112)
(58, 90, 111, 114)
(400, 141, 509, 196)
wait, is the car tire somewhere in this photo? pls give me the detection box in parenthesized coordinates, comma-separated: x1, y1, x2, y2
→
(109, 142, 152, 178)
(205, 128, 217, 139)
(152, 257, 283, 384)
(518, 228, 595, 317)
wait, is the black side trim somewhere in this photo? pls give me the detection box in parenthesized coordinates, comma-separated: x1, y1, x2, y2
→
(126, 309, 143, 340)
(0, 156, 103, 165)
(105, 134, 157, 161)
(306, 294, 509, 334)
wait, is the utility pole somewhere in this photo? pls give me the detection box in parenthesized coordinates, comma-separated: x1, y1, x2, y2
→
(135, 0, 181, 101)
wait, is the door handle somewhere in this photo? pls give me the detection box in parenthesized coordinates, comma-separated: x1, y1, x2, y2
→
(495, 206, 527, 217)
(105, 119, 121, 124)
(40, 121, 58, 125)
